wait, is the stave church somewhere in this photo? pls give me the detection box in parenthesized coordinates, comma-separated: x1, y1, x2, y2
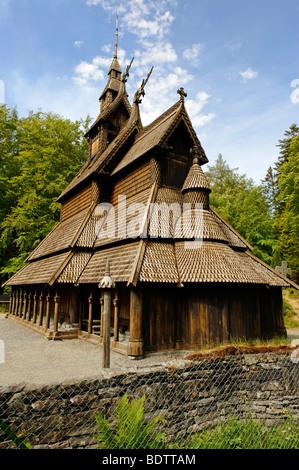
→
(4, 25, 298, 358)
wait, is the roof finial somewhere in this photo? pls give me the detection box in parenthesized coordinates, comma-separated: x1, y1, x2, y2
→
(122, 57, 134, 83)
(114, 11, 119, 59)
(190, 145, 201, 165)
(177, 87, 187, 103)
(133, 66, 154, 104)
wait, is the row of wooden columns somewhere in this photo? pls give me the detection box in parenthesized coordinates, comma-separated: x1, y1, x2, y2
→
(9, 284, 144, 359)
(85, 291, 121, 343)
(85, 287, 144, 359)
(9, 288, 61, 333)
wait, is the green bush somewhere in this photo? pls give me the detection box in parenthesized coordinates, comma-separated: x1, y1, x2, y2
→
(94, 393, 168, 449)
(187, 415, 299, 449)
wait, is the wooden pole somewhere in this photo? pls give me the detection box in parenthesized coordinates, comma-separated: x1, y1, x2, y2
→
(45, 292, 51, 330)
(17, 289, 23, 317)
(128, 287, 144, 358)
(88, 292, 93, 335)
(10, 289, 15, 316)
(27, 290, 32, 322)
(113, 292, 120, 342)
(53, 292, 61, 333)
(32, 291, 38, 323)
(102, 289, 111, 369)
(22, 291, 28, 320)
(98, 259, 115, 369)
(38, 292, 44, 326)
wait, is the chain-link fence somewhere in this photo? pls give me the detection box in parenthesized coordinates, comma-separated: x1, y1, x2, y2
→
(0, 346, 298, 450)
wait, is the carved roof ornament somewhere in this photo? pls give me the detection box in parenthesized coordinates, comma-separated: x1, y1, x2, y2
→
(98, 259, 115, 289)
(177, 87, 187, 103)
(133, 66, 154, 104)
(190, 145, 201, 164)
(122, 57, 134, 83)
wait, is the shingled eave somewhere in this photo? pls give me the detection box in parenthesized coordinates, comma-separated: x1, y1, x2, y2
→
(210, 206, 253, 251)
(246, 251, 299, 290)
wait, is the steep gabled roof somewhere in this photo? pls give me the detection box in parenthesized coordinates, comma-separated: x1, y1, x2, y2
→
(111, 99, 208, 176)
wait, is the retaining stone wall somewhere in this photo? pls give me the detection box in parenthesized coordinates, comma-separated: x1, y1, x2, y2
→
(0, 351, 298, 449)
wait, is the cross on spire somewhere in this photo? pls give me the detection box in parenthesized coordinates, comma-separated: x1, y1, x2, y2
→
(177, 87, 187, 102)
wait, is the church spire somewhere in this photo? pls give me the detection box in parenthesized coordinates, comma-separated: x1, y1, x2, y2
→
(114, 12, 119, 59)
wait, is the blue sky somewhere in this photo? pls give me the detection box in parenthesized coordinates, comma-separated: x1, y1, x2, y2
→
(1, 0, 298, 183)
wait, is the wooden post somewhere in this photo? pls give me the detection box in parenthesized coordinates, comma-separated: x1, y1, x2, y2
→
(88, 292, 93, 335)
(22, 291, 28, 320)
(102, 289, 112, 368)
(98, 260, 115, 369)
(100, 297, 104, 339)
(38, 292, 44, 326)
(10, 289, 15, 315)
(129, 287, 144, 358)
(53, 292, 61, 333)
(27, 291, 32, 322)
(45, 292, 51, 330)
(17, 289, 23, 317)
(32, 291, 38, 323)
(8, 290, 13, 315)
(113, 292, 120, 342)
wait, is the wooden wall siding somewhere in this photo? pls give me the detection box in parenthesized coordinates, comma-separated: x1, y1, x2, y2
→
(59, 286, 80, 326)
(162, 155, 189, 189)
(259, 286, 285, 338)
(143, 286, 176, 352)
(110, 160, 152, 206)
(61, 185, 92, 222)
(142, 284, 285, 353)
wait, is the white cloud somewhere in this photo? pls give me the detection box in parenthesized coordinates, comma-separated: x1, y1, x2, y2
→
(185, 91, 215, 127)
(86, 0, 176, 40)
(74, 41, 84, 48)
(290, 79, 299, 104)
(183, 43, 203, 62)
(134, 41, 177, 70)
(73, 60, 105, 85)
(240, 67, 258, 81)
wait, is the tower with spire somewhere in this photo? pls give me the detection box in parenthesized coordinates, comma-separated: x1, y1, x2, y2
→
(4, 21, 296, 358)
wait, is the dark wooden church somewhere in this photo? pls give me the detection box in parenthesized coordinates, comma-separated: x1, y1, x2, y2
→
(4, 27, 297, 358)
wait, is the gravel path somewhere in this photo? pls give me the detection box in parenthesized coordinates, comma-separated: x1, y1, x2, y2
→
(1, 314, 298, 388)
(0, 314, 186, 387)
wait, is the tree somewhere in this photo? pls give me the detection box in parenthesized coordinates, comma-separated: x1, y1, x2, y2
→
(206, 154, 277, 264)
(274, 135, 299, 282)
(0, 106, 91, 287)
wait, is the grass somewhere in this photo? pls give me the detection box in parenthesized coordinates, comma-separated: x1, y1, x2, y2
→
(187, 414, 299, 449)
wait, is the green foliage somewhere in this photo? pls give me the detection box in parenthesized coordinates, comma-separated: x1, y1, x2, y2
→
(274, 135, 299, 282)
(95, 393, 167, 449)
(206, 154, 277, 264)
(0, 418, 32, 449)
(188, 414, 299, 449)
(0, 105, 90, 286)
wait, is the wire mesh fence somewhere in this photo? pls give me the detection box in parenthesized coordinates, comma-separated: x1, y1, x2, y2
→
(0, 346, 298, 450)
